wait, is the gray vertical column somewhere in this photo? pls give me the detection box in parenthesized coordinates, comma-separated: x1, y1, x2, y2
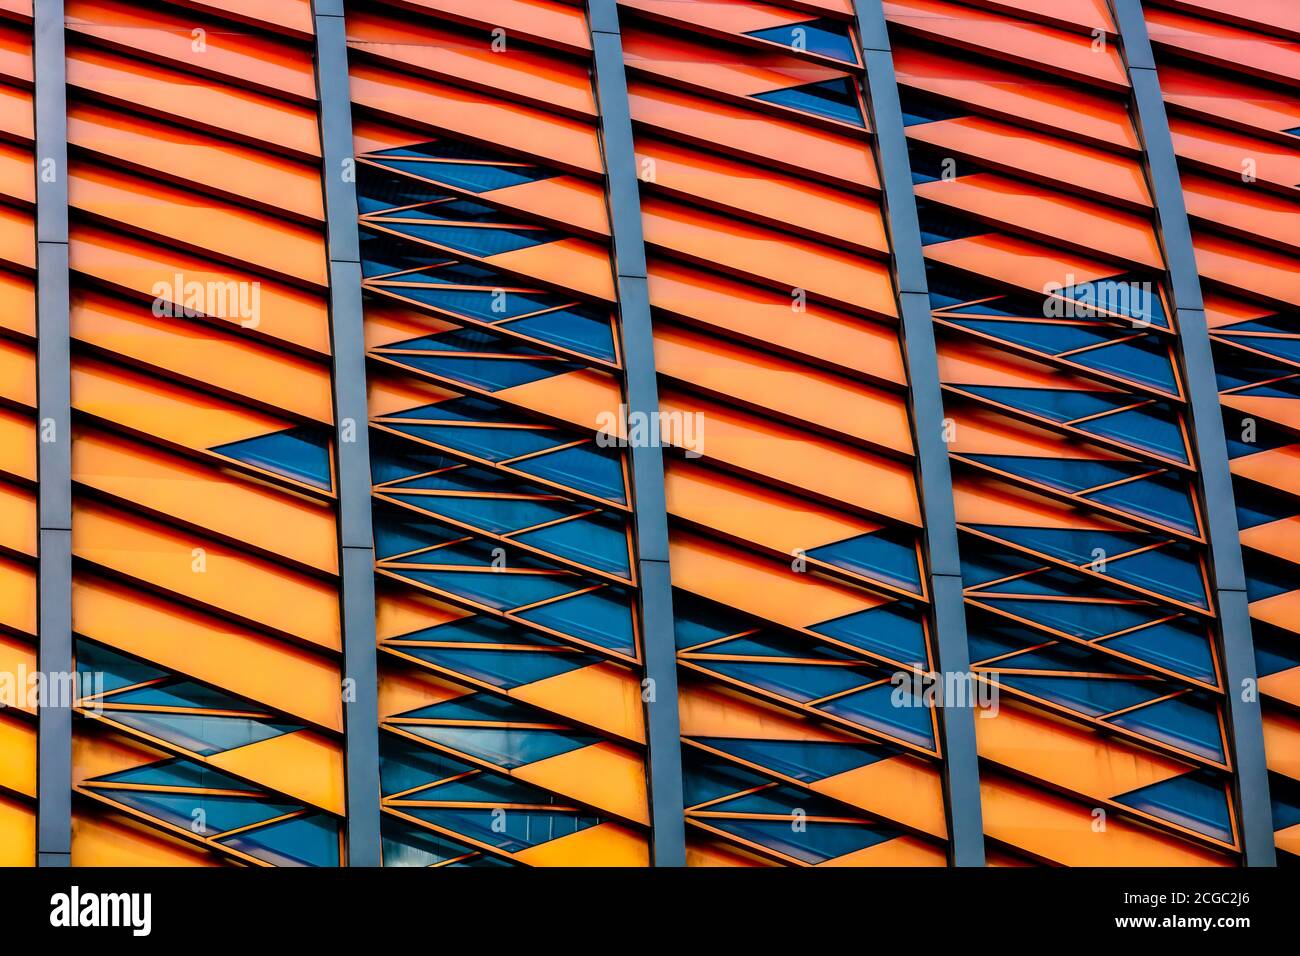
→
(1110, 0, 1275, 866)
(853, 1, 986, 866)
(34, 0, 71, 869)
(312, 0, 381, 867)
(586, 0, 686, 867)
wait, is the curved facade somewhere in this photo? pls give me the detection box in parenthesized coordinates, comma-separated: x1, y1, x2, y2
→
(0, 0, 1294, 867)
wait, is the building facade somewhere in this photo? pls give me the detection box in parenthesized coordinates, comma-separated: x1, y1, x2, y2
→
(0, 0, 1295, 866)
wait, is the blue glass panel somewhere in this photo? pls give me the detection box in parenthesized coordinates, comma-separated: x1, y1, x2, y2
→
(810, 603, 928, 668)
(390, 424, 557, 462)
(708, 659, 869, 703)
(710, 783, 843, 816)
(916, 199, 987, 244)
(214, 426, 332, 489)
(1089, 472, 1199, 535)
(673, 593, 748, 649)
(1243, 554, 1295, 602)
(111, 790, 296, 836)
(900, 89, 965, 126)
(414, 771, 552, 805)
(512, 442, 627, 503)
(407, 807, 599, 852)
(404, 645, 588, 689)
(406, 724, 595, 770)
(953, 317, 1107, 354)
(500, 306, 617, 362)
(381, 818, 481, 867)
(392, 284, 561, 321)
(752, 78, 864, 126)
(220, 813, 339, 867)
(1254, 624, 1300, 679)
(372, 513, 463, 560)
(808, 527, 922, 592)
(1071, 336, 1178, 393)
(1115, 770, 1233, 842)
(981, 596, 1165, 640)
(110, 712, 292, 757)
(387, 352, 567, 392)
(76, 640, 166, 695)
(1108, 544, 1209, 608)
(359, 230, 453, 276)
(380, 737, 476, 796)
(370, 157, 546, 193)
(398, 568, 578, 611)
(388, 492, 573, 536)
(1100, 618, 1216, 684)
(1110, 694, 1225, 762)
(818, 682, 936, 747)
(711, 818, 893, 864)
(1078, 406, 1188, 463)
(516, 587, 637, 655)
(380, 219, 555, 258)
(998, 673, 1159, 717)
(1271, 779, 1300, 831)
(746, 18, 856, 62)
(358, 170, 446, 210)
(91, 757, 249, 792)
(697, 737, 888, 783)
(1236, 485, 1297, 530)
(682, 750, 771, 807)
(511, 510, 632, 577)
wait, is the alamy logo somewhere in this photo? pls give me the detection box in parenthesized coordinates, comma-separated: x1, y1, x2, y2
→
(49, 886, 152, 936)
(151, 272, 261, 328)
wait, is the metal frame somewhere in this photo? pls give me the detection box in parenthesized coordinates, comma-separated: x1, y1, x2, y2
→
(313, 0, 382, 867)
(586, 0, 686, 867)
(34, 0, 72, 869)
(854, 0, 987, 866)
(1110, 0, 1275, 866)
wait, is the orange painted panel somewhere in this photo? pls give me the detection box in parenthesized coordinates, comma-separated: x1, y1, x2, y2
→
(658, 389, 922, 524)
(915, 173, 1162, 269)
(0, 407, 34, 484)
(66, 0, 317, 101)
(669, 530, 894, 634)
(641, 196, 894, 315)
(348, 61, 602, 174)
(72, 502, 341, 651)
(208, 730, 344, 815)
(665, 460, 882, 559)
(347, 11, 595, 116)
(71, 289, 333, 423)
(380, 0, 591, 53)
(654, 322, 914, 451)
(628, 80, 877, 188)
(886, 0, 1127, 89)
(67, 44, 320, 157)
(74, 574, 342, 731)
(72, 428, 339, 573)
(69, 164, 327, 287)
(907, 114, 1150, 208)
(68, 101, 324, 221)
(70, 225, 331, 355)
(623, 26, 853, 98)
(636, 136, 882, 246)
(893, 45, 1137, 150)
(980, 775, 1230, 866)
(647, 258, 904, 379)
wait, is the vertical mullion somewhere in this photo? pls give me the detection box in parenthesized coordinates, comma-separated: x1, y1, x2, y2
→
(313, 0, 381, 867)
(853, 0, 987, 866)
(1110, 0, 1275, 866)
(586, 0, 686, 867)
(34, 0, 72, 869)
